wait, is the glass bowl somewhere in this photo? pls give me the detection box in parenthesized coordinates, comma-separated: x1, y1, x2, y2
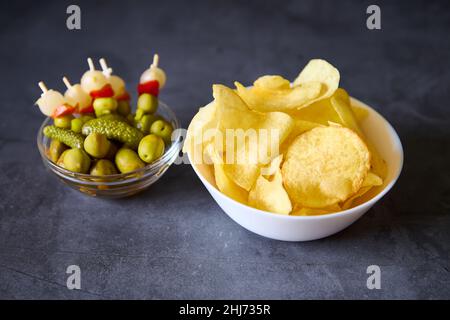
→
(37, 101, 182, 198)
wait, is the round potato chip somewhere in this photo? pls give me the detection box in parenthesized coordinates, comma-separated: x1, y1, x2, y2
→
(282, 126, 370, 208)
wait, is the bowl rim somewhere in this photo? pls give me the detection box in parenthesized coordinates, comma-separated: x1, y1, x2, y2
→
(37, 100, 182, 184)
(188, 97, 404, 220)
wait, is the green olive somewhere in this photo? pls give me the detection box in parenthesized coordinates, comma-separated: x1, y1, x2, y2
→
(150, 119, 173, 145)
(57, 149, 70, 168)
(70, 118, 84, 133)
(138, 134, 165, 164)
(117, 100, 131, 116)
(54, 115, 74, 129)
(93, 97, 118, 117)
(115, 148, 145, 173)
(48, 139, 68, 163)
(90, 159, 118, 176)
(84, 133, 111, 158)
(63, 148, 91, 173)
(136, 114, 158, 133)
(137, 93, 158, 113)
(134, 108, 145, 121)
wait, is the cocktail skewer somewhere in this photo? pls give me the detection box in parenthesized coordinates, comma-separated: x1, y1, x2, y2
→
(63, 76, 92, 111)
(140, 53, 166, 89)
(36, 81, 66, 117)
(81, 57, 108, 94)
(99, 58, 126, 98)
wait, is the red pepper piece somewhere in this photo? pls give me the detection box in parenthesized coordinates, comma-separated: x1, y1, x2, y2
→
(137, 80, 159, 96)
(79, 105, 95, 114)
(116, 91, 131, 101)
(90, 84, 114, 99)
(52, 104, 76, 118)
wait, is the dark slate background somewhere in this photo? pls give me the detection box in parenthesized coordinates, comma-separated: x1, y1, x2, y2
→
(0, 0, 449, 299)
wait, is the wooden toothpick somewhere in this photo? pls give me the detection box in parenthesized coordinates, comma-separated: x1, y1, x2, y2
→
(151, 54, 159, 68)
(99, 58, 112, 77)
(62, 76, 72, 89)
(38, 81, 48, 93)
(87, 57, 95, 71)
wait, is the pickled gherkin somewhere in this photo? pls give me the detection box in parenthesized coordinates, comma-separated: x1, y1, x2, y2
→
(43, 125, 85, 149)
(82, 118, 143, 150)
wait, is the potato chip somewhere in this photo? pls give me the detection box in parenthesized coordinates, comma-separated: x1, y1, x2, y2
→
(213, 85, 294, 190)
(288, 98, 341, 125)
(338, 90, 368, 122)
(260, 154, 283, 176)
(235, 81, 322, 112)
(222, 145, 261, 192)
(254, 75, 291, 90)
(293, 59, 340, 106)
(286, 89, 346, 126)
(330, 95, 363, 136)
(214, 84, 294, 135)
(329, 94, 387, 179)
(290, 119, 323, 136)
(214, 164, 248, 204)
(282, 126, 370, 208)
(184, 59, 388, 215)
(342, 187, 371, 210)
(204, 143, 248, 204)
(334, 88, 351, 105)
(183, 101, 217, 161)
(248, 159, 292, 215)
(236, 59, 339, 113)
(221, 131, 287, 191)
(362, 171, 383, 187)
(291, 204, 341, 216)
(351, 105, 369, 122)
(341, 172, 382, 209)
(213, 84, 249, 113)
(280, 119, 323, 155)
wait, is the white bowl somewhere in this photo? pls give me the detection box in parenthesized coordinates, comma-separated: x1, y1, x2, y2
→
(187, 98, 403, 241)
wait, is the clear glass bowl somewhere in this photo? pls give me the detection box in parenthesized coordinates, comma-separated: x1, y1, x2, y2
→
(37, 101, 182, 198)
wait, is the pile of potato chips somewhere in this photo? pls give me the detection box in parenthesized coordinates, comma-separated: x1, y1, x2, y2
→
(184, 59, 387, 215)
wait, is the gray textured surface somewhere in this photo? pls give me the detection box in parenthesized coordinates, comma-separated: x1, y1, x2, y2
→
(0, 0, 449, 299)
